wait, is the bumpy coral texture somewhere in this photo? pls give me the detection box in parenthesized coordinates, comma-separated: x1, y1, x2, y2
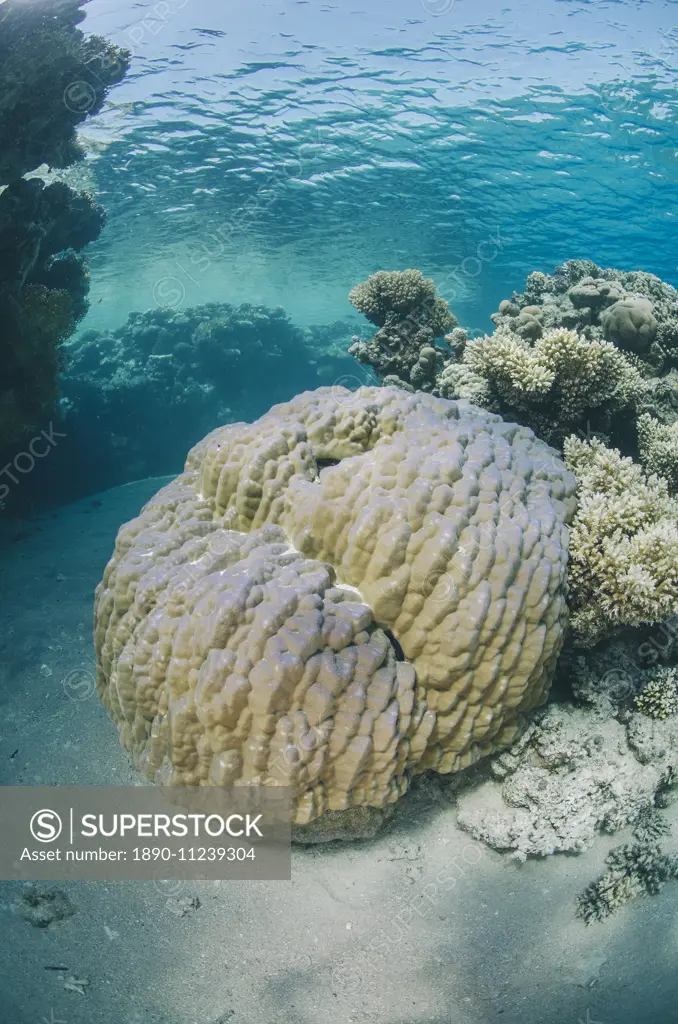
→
(564, 435, 678, 647)
(94, 387, 576, 824)
(440, 327, 646, 447)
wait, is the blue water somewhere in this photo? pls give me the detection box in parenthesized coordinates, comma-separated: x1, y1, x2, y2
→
(3, 5, 678, 1024)
(76, 0, 678, 337)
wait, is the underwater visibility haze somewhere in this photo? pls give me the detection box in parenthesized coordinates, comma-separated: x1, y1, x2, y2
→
(2, 0, 678, 1022)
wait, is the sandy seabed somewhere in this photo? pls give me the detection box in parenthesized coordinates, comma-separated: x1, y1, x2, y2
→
(1, 478, 677, 1024)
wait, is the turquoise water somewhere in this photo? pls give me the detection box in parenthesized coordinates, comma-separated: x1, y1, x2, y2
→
(4, 4, 678, 1024)
(78, 0, 678, 335)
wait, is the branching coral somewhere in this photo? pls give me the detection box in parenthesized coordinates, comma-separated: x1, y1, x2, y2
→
(576, 839, 678, 924)
(564, 435, 678, 647)
(439, 327, 647, 447)
(348, 270, 457, 391)
(634, 667, 678, 720)
(637, 412, 678, 493)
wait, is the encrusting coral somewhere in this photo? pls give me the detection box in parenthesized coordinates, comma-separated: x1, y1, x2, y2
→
(455, 704, 674, 860)
(348, 270, 457, 391)
(94, 386, 577, 827)
(563, 435, 678, 647)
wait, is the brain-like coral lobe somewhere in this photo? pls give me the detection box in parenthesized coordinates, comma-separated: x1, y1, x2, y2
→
(94, 387, 577, 824)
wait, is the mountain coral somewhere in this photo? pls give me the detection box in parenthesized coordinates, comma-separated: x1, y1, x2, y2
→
(564, 435, 678, 647)
(94, 386, 576, 826)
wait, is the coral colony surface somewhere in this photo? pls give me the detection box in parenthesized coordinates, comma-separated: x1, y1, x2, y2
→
(92, 261, 678, 916)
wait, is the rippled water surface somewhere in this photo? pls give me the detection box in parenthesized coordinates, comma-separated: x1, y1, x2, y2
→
(77, 0, 678, 333)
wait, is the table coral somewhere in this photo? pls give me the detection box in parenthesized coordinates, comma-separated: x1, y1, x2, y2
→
(94, 386, 576, 826)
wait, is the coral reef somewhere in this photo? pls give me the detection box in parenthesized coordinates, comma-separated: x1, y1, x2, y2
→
(576, 830, 678, 924)
(348, 270, 457, 391)
(0, 178, 105, 447)
(493, 259, 678, 366)
(59, 304, 358, 493)
(439, 327, 647, 447)
(0, 0, 129, 185)
(563, 436, 678, 647)
(94, 386, 576, 826)
(637, 412, 678, 493)
(346, 261, 678, 453)
(634, 667, 678, 719)
(455, 703, 675, 860)
(0, 0, 128, 451)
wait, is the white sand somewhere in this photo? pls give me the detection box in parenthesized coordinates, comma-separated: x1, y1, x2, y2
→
(1, 477, 677, 1024)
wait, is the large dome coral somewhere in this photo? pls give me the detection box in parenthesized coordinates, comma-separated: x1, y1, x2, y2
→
(94, 387, 577, 824)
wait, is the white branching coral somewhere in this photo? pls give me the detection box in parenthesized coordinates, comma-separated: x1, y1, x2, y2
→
(637, 412, 678, 493)
(442, 327, 647, 446)
(634, 668, 678, 720)
(564, 435, 678, 647)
